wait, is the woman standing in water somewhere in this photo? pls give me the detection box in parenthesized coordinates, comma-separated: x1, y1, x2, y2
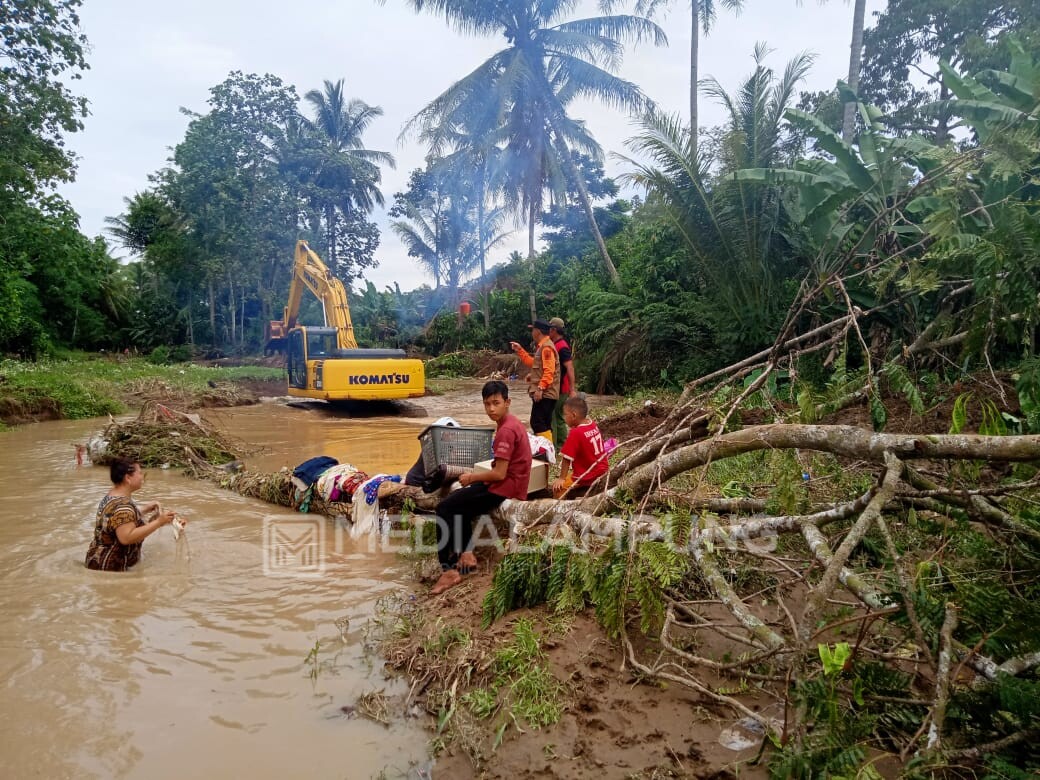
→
(85, 457, 182, 571)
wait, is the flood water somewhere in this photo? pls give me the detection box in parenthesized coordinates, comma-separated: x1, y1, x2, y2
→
(0, 389, 500, 780)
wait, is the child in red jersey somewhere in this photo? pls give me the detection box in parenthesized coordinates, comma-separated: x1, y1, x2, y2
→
(552, 394, 609, 498)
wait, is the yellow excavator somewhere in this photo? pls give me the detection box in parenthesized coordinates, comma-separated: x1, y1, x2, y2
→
(265, 240, 425, 401)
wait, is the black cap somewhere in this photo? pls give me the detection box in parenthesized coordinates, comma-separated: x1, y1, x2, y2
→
(530, 319, 551, 333)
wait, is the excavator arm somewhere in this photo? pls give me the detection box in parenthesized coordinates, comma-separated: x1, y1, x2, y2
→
(282, 240, 358, 349)
(268, 240, 357, 350)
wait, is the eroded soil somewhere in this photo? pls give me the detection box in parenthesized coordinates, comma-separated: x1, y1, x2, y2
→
(391, 563, 770, 780)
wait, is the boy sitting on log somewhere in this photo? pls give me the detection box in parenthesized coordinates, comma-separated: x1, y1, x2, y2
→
(431, 380, 532, 595)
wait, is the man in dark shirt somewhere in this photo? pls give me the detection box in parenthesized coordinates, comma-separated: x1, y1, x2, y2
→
(548, 317, 576, 448)
(431, 380, 532, 595)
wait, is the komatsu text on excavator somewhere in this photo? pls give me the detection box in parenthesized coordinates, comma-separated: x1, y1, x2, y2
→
(265, 240, 425, 401)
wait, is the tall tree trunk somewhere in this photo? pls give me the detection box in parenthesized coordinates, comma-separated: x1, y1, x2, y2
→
(227, 273, 237, 346)
(935, 79, 951, 145)
(208, 279, 216, 346)
(477, 166, 490, 329)
(528, 202, 537, 259)
(690, 0, 700, 156)
(841, 0, 867, 143)
(326, 203, 338, 275)
(547, 114, 621, 288)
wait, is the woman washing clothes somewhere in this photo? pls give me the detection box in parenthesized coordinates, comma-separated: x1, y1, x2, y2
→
(85, 457, 184, 571)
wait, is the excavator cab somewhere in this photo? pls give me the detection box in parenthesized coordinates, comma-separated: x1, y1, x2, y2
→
(287, 329, 308, 389)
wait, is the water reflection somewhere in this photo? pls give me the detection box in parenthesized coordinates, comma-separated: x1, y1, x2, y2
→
(0, 408, 436, 779)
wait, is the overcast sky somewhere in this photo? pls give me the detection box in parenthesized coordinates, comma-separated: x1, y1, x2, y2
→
(58, 0, 886, 292)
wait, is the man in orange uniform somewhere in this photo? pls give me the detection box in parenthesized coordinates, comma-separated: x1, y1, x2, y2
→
(510, 319, 561, 444)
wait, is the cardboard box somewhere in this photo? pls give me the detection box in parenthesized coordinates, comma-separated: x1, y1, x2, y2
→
(475, 459, 549, 494)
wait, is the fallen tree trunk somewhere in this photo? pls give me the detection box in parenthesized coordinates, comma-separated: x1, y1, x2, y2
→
(598, 425, 1040, 506)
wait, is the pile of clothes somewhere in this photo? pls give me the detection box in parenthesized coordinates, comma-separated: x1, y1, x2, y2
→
(290, 455, 401, 536)
(287, 417, 563, 538)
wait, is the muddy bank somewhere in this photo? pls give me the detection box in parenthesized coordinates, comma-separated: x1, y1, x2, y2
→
(0, 357, 286, 427)
(384, 564, 768, 779)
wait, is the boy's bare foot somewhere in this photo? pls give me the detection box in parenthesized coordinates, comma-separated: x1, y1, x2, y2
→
(457, 551, 478, 574)
(430, 568, 462, 595)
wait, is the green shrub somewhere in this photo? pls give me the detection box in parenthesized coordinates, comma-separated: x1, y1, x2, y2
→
(169, 345, 193, 363)
(425, 352, 476, 378)
(147, 346, 171, 365)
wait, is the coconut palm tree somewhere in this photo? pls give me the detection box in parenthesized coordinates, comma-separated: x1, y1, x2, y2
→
(300, 79, 395, 275)
(601, 0, 744, 156)
(394, 0, 665, 288)
(794, 0, 867, 143)
(417, 98, 510, 325)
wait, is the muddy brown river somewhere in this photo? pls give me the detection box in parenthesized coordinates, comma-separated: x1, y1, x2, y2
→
(0, 383, 508, 779)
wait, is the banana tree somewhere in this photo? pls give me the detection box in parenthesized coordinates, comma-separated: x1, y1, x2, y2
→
(734, 92, 943, 279)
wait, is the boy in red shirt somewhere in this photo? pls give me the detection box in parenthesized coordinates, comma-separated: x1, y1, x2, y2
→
(552, 394, 609, 499)
(431, 380, 532, 595)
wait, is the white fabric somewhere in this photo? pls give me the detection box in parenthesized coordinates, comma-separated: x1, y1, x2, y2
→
(350, 474, 385, 537)
(528, 433, 556, 465)
(433, 416, 459, 428)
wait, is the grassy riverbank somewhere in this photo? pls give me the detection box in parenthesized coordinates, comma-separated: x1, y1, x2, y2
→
(0, 353, 284, 427)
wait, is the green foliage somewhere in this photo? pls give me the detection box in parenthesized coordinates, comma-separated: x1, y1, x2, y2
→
(400, 0, 664, 287)
(769, 653, 916, 780)
(480, 619, 563, 731)
(0, 0, 89, 198)
(765, 449, 808, 515)
(424, 352, 476, 378)
(948, 392, 1008, 436)
(881, 363, 924, 416)
(869, 391, 888, 432)
(617, 48, 814, 367)
(0, 196, 126, 356)
(818, 642, 852, 676)
(0, 356, 281, 421)
(481, 549, 552, 628)
(862, 0, 1040, 139)
(632, 540, 688, 634)
(1014, 358, 1040, 432)
(422, 312, 488, 355)
(481, 534, 687, 639)
(950, 675, 1040, 772)
(422, 624, 470, 658)
(5, 0, 1040, 405)
(388, 162, 509, 294)
(457, 619, 562, 741)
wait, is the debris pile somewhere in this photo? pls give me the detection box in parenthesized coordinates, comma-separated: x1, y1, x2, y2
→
(86, 401, 251, 468)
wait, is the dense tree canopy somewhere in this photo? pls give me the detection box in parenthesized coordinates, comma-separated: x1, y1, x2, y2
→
(3, 0, 1039, 436)
(0, 0, 88, 198)
(0, 0, 124, 355)
(862, 0, 1040, 140)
